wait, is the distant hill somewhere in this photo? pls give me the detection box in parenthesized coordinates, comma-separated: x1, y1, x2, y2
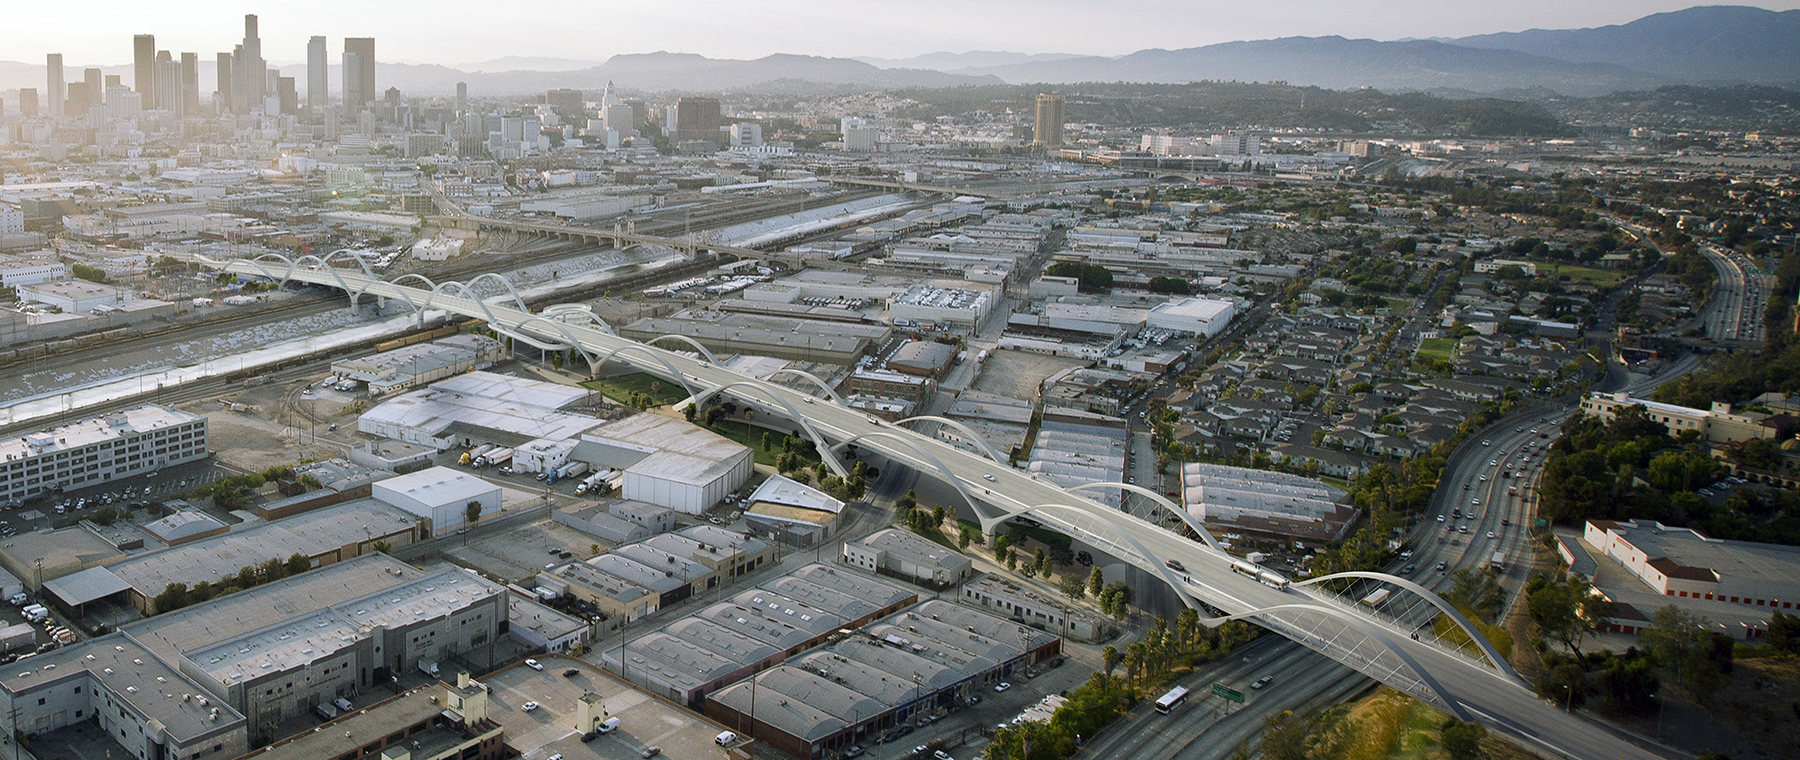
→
(856, 51, 1087, 71)
(450, 56, 605, 73)
(1447, 5, 1800, 84)
(961, 37, 1667, 96)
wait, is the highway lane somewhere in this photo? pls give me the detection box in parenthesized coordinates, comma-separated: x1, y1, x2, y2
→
(208, 261, 1668, 760)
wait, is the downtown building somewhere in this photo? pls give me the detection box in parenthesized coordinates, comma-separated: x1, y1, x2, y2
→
(0, 405, 207, 503)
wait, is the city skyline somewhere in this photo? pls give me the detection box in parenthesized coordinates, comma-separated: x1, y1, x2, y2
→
(2, 0, 1798, 69)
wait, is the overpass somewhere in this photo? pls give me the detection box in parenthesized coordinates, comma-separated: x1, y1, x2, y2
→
(430, 215, 809, 266)
(196, 253, 1666, 760)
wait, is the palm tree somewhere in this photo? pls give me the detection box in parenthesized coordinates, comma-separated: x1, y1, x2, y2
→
(1101, 645, 1120, 677)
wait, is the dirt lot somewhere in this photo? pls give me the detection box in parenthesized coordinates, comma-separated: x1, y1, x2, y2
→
(970, 349, 1088, 401)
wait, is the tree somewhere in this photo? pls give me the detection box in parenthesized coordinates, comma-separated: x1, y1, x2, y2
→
(683, 404, 698, 422)
(761, 431, 773, 451)
(155, 582, 190, 613)
(1527, 573, 1608, 663)
(1087, 567, 1105, 597)
(1101, 645, 1120, 676)
(957, 529, 973, 550)
(1059, 572, 1086, 600)
(1642, 605, 1734, 702)
(260, 557, 288, 583)
(286, 553, 311, 577)
(1440, 718, 1486, 760)
(372, 540, 392, 554)
(1768, 610, 1800, 654)
(465, 500, 483, 525)
(1257, 710, 1310, 760)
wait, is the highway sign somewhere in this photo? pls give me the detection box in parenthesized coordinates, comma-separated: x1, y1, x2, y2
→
(1212, 682, 1245, 703)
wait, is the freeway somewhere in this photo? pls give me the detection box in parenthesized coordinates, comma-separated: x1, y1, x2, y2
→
(202, 257, 1667, 760)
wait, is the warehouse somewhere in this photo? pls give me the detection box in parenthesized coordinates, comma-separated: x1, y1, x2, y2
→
(598, 562, 912, 707)
(889, 282, 996, 329)
(93, 499, 425, 613)
(841, 529, 973, 589)
(0, 404, 208, 502)
(1585, 519, 1800, 615)
(619, 310, 890, 365)
(575, 415, 754, 514)
(743, 474, 846, 548)
(331, 333, 507, 396)
(371, 466, 502, 532)
(703, 599, 1060, 760)
(1181, 462, 1358, 543)
(356, 371, 600, 451)
(1146, 296, 1237, 337)
(535, 560, 659, 622)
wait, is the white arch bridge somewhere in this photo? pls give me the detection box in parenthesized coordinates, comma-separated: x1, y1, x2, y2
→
(200, 255, 1663, 760)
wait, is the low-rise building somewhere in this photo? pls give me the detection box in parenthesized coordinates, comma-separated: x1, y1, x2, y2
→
(0, 404, 208, 503)
(1578, 392, 1776, 443)
(372, 466, 502, 532)
(960, 574, 1110, 642)
(331, 333, 507, 396)
(1584, 519, 1800, 616)
(841, 528, 973, 588)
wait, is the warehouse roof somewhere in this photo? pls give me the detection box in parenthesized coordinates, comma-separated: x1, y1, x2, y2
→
(665, 617, 783, 665)
(0, 404, 200, 462)
(103, 500, 420, 598)
(707, 673, 846, 742)
(697, 601, 820, 650)
(757, 576, 881, 623)
(374, 467, 497, 511)
(850, 529, 971, 573)
(0, 633, 247, 743)
(43, 565, 133, 606)
(586, 554, 687, 594)
(747, 474, 845, 515)
(584, 415, 751, 488)
(784, 564, 915, 610)
(729, 589, 846, 637)
(616, 631, 739, 691)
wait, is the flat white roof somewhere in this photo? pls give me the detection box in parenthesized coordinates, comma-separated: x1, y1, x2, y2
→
(374, 466, 498, 511)
(0, 404, 201, 462)
(1150, 297, 1234, 321)
(747, 474, 845, 515)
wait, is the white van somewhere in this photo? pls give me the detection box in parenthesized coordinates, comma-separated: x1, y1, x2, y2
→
(714, 731, 737, 746)
(597, 717, 621, 734)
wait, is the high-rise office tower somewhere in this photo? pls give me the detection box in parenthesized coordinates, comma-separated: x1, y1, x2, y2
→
(133, 34, 156, 100)
(1033, 93, 1065, 150)
(673, 96, 721, 148)
(342, 37, 375, 116)
(456, 82, 467, 114)
(65, 83, 89, 119)
(215, 52, 234, 112)
(18, 89, 39, 117)
(45, 54, 64, 119)
(277, 77, 298, 115)
(306, 36, 327, 113)
(546, 88, 583, 121)
(156, 51, 183, 116)
(234, 14, 265, 113)
(181, 53, 199, 114)
(84, 68, 103, 109)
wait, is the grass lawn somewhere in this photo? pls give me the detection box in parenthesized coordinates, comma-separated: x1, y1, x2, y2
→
(702, 418, 820, 467)
(1545, 264, 1622, 287)
(1415, 337, 1459, 362)
(580, 373, 688, 407)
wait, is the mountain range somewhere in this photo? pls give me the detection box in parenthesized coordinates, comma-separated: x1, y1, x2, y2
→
(0, 6, 1792, 98)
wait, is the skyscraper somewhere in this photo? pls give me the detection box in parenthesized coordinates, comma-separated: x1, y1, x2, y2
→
(215, 52, 233, 112)
(181, 53, 199, 115)
(83, 68, 103, 110)
(1034, 94, 1065, 150)
(307, 36, 328, 113)
(343, 37, 376, 116)
(233, 14, 265, 113)
(455, 82, 467, 114)
(156, 50, 182, 116)
(673, 96, 721, 149)
(45, 54, 64, 119)
(133, 34, 156, 101)
(18, 89, 38, 118)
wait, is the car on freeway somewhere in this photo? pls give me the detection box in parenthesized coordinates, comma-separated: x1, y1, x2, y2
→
(1165, 559, 1186, 572)
(1401, 565, 1415, 574)
(1251, 675, 1274, 689)
(1487, 531, 1497, 539)
(983, 474, 996, 482)
(1436, 561, 1448, 571)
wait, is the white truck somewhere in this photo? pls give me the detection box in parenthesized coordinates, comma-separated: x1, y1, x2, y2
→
(461, 445, 495, 466)
(417, 659, 440, 678)
(478, 448, 513, 468)
(555, 461, 591, 481)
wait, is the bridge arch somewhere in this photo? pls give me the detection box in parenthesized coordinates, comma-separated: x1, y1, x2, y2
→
(689, 380, 845, 477)
(1002, 502, 1203, 611)
(1298, 571, 1521, 681)
(1065, 482, 1224, 553)
(644, 335, 721, 365)
(823, 430, 982, 512)
(428, 280, 511, 328)
(765, 369, 848, 406)
(892, 416, 1006, 465)
(541, 303, 618, 336)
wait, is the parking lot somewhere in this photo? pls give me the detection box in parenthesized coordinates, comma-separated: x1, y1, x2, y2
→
(443, 519, 617, 584)
(866, 656, 1095, 760)
(484, 655, 737, 760)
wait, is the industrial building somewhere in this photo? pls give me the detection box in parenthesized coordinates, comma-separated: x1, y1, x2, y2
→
(506, 594, 591, 654)
(0, 633, 250, 760)
(599, 563, 915, 707)
(1181, 462, 1358, 544)
(742, 474, 845, 548)
(330, 333, 507, 396)
(619, 310, 890, 365)
(960, 573, 1111, 642)
(1584, 520, 1800, 614)
(0, 404, 208, 502)
(118, 554, 507, 741)
(372, 466, 501, 532)
(538, 524, 774, 626)
(884, 339, 959, 378)
(16, 280, 133, 313)
(1146, 296, 1237, 337)
(1025, 413, 1127, 508)
(241, 677, 506, 760)
(841, 529, 973, 589)
(702, 599, 1060, 760)
(52, 498, 426, 614)
(575, 414, 754, 515)
(889, 281, 996, 329)
(1577, 392, 1777, 443)
(357, 371, 601, 450)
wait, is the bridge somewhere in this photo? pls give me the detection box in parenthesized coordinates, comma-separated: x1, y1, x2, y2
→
(430, 215, 818, 269)
(197, 253, 1665, 760)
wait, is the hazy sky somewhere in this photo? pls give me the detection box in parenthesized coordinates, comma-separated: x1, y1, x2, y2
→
(5, 0, 1798, 66)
